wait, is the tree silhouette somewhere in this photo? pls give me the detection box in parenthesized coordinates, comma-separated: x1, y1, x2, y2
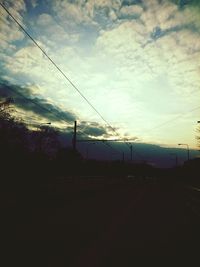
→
(32, 125, 61, 158)
(0, 107, 28, 153)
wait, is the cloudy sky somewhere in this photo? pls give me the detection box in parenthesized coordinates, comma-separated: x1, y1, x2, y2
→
(0, 0, 200, 149)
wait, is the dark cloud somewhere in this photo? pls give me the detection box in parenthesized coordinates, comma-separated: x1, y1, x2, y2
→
(128, 143, 199, 167)
(179, 0, 191, 7)
(169, 0, 200, 8)
(76, 122, 138, 151)
(0, 80, 137, 144)
(118, 12, 141, 20)
(93, 7, 111, 26)
(82, 126, 107, 137)
(122, 0, 143, 6)
(78, 121, 110, 138)
(0, 79, 76, 123)
(150, 24, 191, 40)
(142, 23, 198, 47)
(0, 79, 136, 143)
(77, 141, 199, 167)
(150, 26, 163, 39)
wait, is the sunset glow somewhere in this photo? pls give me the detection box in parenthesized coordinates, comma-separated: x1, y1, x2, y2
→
(1, 0, 200, 148)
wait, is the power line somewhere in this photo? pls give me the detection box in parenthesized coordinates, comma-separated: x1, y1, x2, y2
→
(0, 2, 130, 148)
(0, 2, 145, 161)
(2, 82, 74, 126)
(103, 141, 122, 155)
(1, 2, 200, 160)
(0, 3, 146, 163)
(146, 105, 200, 133)
(77, 127, 123, 155)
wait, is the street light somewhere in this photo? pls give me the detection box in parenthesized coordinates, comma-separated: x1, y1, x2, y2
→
(178, 143, 190, 161)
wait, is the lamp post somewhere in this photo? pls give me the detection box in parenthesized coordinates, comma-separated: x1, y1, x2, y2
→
(178, 143, 190, 161)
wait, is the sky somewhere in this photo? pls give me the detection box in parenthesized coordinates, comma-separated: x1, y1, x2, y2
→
(0, 0, 200, 151)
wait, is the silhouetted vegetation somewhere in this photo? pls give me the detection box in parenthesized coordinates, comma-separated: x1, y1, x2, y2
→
(1, 107, 200, 267)
(0, 107, 200, 190)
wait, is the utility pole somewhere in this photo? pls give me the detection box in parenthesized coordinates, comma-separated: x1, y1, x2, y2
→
(75, 121, 136, 159)
(72, 120, 77, 151)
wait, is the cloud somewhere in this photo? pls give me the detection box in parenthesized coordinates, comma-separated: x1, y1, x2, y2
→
(141, 0, 200, 33)
(4, 44, 52, 77)
(50, 0, 95, 27)
(95, 1, 200, 97)
(1, 0, 200, 148)
(93, 1, 200, 145)
(50, 0, 123, 30)
(76, 140, 199, 167)
(8, 0, 26, 12)
(122, 0, 143, 5)
(119, 5, 143, 19)
(0, 79, 131, 141)
(30, 0, 38, 8)
(0, 79, 76, 124)
(3, 42, 78, 91)
(0, 1, 26, 53)
(78, 121, 120, 138)
(1, 0, 26, 26)
(35, 13, 80, 47)
(96, 20, 146, 52)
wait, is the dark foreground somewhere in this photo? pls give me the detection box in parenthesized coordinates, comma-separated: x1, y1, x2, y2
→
(4, 176, 200, 266)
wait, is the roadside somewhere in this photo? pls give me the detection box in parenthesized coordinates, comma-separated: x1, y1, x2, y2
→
(11, 176, 200, 266)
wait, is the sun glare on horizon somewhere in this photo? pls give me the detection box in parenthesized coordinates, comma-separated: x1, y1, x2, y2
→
(0, 0, 200, 148)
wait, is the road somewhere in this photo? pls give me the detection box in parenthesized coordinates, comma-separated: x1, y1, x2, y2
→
(13, 177, 200, 266)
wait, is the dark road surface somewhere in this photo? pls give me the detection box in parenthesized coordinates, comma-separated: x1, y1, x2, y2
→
(10, 177, 200, 266)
